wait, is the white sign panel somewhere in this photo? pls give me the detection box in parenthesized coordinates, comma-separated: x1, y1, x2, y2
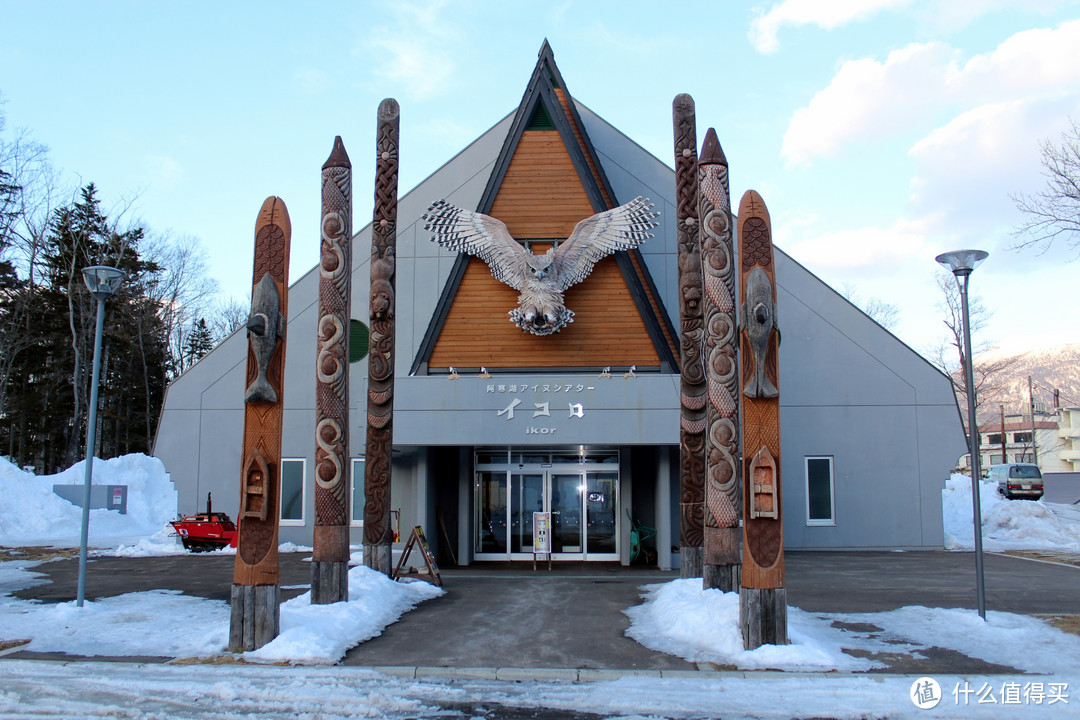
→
(533, 511, 551, 554)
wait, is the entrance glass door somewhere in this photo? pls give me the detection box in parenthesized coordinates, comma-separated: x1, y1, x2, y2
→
(474, 451, 620, 561)
(510, 473, 543, 553)
(550, 473, 583, 556)
(585, 472, 618, 555)
(477, 471, 507, 554)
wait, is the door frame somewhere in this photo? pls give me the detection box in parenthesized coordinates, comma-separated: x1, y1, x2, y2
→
(473, 449, 621, 562)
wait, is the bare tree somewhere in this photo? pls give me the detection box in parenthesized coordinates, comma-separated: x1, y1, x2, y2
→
(839, 282, 900, 330)
(929, 272, 1017, 424)
(207, 296, 249, 342)
(0, 112, 60, 431)
(141, 231, 219, 376)
(1012, 117, 1080, 256)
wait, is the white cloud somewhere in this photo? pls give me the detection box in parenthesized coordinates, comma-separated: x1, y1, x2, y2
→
(779, 214, 935, 275)
(953, 19, 1080, 99)
(359, 1, 457, 100)
(782, 18, 1080, 167)
(782, 42, 957, 166)
(750, 0, 914, 54)
(749, 0, 1067, 54)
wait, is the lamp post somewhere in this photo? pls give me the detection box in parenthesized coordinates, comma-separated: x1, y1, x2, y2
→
(935, 249, 989, 620)
(76, 265, 125, 607)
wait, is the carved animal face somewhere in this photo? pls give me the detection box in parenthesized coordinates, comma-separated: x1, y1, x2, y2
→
(524, 251, 555, 281)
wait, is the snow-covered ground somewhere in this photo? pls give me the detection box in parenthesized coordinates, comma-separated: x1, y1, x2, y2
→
(2, 457, 1079, 718)
(942, 473, 1080, 551)
(0, 454, 181, 551)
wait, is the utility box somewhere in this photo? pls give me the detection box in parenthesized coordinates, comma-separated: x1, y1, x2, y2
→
(53, 484, 128, 515)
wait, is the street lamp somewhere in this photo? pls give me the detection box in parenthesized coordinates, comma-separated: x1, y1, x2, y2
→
(76, 265, 125, 607)
(935, 248, 989, 620)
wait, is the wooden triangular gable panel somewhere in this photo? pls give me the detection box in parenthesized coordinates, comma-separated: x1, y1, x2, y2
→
(412, 41, 677, 374)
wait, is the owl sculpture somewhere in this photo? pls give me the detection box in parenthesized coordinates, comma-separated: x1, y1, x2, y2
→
(423, 196, 659, 335)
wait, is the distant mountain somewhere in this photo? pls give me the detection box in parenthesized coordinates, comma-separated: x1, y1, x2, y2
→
(975, 343, 1080, 416)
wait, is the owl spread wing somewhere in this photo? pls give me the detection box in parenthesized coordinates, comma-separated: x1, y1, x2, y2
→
(554, 196, 659, 290)
(422, 200, 528, 291)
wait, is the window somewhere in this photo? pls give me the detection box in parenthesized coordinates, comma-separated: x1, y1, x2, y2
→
(280, 458, 305, 525)
(1015, 453, 1034, 463)
(1013, 432, 1032, 444)
(350, 457, 366, 527)
(986, 433, 1003, 445)
(989, 454, 1004, 465)
(805, 456, 835, 526)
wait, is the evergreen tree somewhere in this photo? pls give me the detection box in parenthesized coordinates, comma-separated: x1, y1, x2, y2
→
(184, 317, 214, 368)
(0, 183, 170, 469)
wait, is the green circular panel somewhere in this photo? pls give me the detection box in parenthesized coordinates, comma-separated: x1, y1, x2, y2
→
(349, 319, 370, 363)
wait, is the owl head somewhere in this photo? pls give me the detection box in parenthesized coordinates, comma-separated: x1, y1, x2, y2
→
(524, 249, 555, 281)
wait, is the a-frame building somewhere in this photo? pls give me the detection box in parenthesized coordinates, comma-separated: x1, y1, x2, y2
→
(415, 41, 677, 374)
(153, 43, 964, 567)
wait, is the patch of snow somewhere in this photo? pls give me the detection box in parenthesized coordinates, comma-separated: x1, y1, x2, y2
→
(247, 565, 445, 665)
(942, 473, 1080, 551)
(0, 454, 177, 548)
(623, 578, 1080, 675)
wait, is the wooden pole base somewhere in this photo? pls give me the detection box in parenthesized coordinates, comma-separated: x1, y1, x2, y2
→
(311, 560, 349, 604)
(703, 563, 740, 592)
(740, 586, 788, 649)
(229, 583, 280, 652)
(680, 545, 703, 578)
(364, 542, 392, 575)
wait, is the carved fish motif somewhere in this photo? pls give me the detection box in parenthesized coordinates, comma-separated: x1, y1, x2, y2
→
(741, 266, 778, 399)
(245, 273, 285, 403)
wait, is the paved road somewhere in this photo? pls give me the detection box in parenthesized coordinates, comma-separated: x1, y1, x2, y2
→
(15, 550, 1080, 615)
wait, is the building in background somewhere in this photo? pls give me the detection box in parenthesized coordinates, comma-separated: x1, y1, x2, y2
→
(153, 43, 964, 566)
(977, 407, 1080, 473)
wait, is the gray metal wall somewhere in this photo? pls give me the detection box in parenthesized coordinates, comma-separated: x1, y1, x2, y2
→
(153, 100, 964, 551)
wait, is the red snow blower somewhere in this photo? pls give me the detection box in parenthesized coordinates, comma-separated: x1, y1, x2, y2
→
(170, 492, 238, 552)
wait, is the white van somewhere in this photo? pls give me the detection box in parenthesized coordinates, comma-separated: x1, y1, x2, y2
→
(987, 463, 1044, 500)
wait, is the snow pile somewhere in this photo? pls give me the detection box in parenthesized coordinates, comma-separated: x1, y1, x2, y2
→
(625, 578, 1080, 674)
(112, 528, 188, 557)
(248, 565, 445, 664)
(942, 473, 1080, 551)
(625, 578, 866, 670)
(0, 563, 442, 663)
(0, 454, 178, 548)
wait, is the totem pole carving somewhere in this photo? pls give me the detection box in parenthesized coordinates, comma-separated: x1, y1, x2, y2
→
(364, 99, 399, 575)
(672, 94, 706, 578)
(697, 128, 741, 592)
(312, 136, 353, 604)
(737, 189, 787, 649)
(230, 196, 291, 652)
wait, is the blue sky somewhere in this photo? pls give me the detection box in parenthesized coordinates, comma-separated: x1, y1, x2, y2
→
(3, 0, 1079, 362)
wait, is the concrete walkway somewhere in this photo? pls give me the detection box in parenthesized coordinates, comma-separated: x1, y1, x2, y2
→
(7, 550, 1080, 675)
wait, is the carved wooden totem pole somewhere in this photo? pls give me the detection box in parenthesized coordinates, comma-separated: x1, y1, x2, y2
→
(312, 136, 353, 604)
(230, 196, 291, 651)
(673, 94, 706, 578)
(697, 129, 741, 591)
(737, 189, 787, 649)
(364, 99, 399, 575)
